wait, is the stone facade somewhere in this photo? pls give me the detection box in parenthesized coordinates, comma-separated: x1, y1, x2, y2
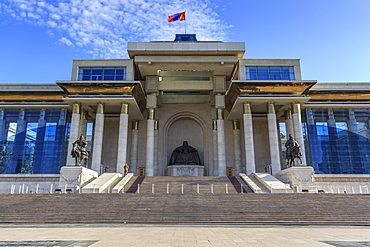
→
(0, 34, 370, 187)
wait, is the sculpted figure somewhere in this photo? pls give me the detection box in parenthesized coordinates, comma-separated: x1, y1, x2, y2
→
(124, 163, 129, 176)
(71, 134, 89, 167)
(169, 141, 202, 166)
(285, 134, 302, 167)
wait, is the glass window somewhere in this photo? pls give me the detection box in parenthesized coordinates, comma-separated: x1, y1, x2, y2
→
(303, 109, 370, 174)
(245, 66, 295, 80)
(0, 110, 68, 174)
(78, 67, 126, 81)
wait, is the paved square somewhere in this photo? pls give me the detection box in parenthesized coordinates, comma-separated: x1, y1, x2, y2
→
(0, 224, 369, 246)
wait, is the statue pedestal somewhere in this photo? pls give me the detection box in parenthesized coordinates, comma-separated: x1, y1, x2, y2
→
(58, 166, 98, 192)
(275, 166, 316, 193)
(167, 165, 204, 176)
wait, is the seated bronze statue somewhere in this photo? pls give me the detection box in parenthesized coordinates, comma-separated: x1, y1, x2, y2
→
(168, 141, 202, 166)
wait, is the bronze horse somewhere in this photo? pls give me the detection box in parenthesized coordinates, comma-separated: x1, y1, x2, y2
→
(286, 144, 303, 167)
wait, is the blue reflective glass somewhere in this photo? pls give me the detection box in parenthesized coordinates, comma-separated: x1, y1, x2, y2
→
(104, 70, 115, 75)
(78, 67, 126, 80)
(246, 66, 295, 80)
(304, 109, 370, 174)
(0, 110, 68, 174)
(92, 70, 103, 75)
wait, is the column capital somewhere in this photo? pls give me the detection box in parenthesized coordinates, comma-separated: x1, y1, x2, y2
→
(40, 109, 46, 120)
(292, 102, 301, 114)
(148, 108, 155, 120)
(243, 102, 251, 114)
(132, 120, 139, 130)
(233, 120, 239, 130)
(285, 109, 292, 119)
(212, 120, 217, 130)
(217, 108, 223, 120)
(267, 102, 275, 114)
(80, 109, 88, 120)
(72, 103, 80, 114)
(19, 109, 25, 120)
(154, 120, 159, 130)
(97, 103, 104, 114)
(328, 109, 334, 119)
(348, 109, 355, 119)
(120, 103, 129, 114)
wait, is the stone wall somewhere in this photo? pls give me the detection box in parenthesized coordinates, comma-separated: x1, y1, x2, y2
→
(0, 174, 60, 194)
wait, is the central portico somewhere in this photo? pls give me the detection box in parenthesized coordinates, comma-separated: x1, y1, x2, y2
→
(56, 34, 314, 177)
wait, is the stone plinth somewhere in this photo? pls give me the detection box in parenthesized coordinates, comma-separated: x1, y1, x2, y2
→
(167, 165, 204, 176)
(275, 166, 316, 193)
(59, 166, 98, 192)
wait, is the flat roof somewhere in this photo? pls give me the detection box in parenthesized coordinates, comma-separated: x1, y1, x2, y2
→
(127, 42, 245, 59)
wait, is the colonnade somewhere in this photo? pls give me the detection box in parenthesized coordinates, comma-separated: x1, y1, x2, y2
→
(240, 101, 305, 175)
(67, 100, 306, 176)
(67, 102, 133, 175)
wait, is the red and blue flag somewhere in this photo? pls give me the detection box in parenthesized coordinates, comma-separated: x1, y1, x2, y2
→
(168, 12, 185, 22)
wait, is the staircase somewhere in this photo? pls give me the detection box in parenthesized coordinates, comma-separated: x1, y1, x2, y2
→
(125, 176, 250, 194)
(1, 176, 370, 225)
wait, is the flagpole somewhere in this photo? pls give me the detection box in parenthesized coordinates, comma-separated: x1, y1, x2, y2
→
(185, 11, 186, 34)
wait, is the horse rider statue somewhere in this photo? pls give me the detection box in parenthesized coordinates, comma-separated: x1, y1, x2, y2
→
(285, 134, 303, 167)
(71, 134, 89, 167)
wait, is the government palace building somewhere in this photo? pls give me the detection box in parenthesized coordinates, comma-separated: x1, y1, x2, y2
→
(1, 34, 370, 194)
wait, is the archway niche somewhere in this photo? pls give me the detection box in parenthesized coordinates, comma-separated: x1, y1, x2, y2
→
(167, 118, 204, 167)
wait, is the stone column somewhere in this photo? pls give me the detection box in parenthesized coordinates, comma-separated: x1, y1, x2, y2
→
(67, 103, 81, 166)
(243, 102, 255, 175)
(285, 109, 294, 138)
(13, 110, 27, 173)
(154, 120, 159, 176)
(217, 108, 226, 176)
(146, 108, 155, 176)
(130, 120, 139, 173)
(0, 110, 6, 143)
(367, 119, 370, 141)
(327, 109, 341, 173)
(79, 109, 87, 137)
(347, 109, 357, 132)
(33, 110, 47, 173)
(91, 103, 105, 173)
(212, 120, 218, 176)
(117, 103, 129, 174)
(233, 120, 242, 174)
(267, 102, 281, 175)
(347, 109, 363, 173)
(292, 102, 306, 166)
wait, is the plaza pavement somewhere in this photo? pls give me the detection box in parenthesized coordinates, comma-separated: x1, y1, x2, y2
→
(0, 224, 369, 246)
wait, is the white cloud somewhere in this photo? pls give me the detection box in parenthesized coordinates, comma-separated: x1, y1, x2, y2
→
(60, 37, 73, 47)
(1, 0, 231, 58)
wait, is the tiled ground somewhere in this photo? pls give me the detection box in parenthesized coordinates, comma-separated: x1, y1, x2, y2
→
(0, 224, 369, 246)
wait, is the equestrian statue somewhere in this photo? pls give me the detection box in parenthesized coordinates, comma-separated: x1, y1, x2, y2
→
(285, 134, 303, 167)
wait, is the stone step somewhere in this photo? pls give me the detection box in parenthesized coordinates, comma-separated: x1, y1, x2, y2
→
(1, 193, 370, 225)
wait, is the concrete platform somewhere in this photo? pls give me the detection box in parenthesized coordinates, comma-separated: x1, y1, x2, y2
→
(0, 224, 369, 246)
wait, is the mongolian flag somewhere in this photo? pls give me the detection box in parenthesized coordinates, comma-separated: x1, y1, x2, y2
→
(168, 12, 185, 22)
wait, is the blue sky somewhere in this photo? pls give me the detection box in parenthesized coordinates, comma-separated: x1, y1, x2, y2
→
(0, 0, 369, 83)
